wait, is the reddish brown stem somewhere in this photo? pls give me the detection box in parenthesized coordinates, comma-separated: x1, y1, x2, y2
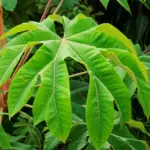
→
(40, 0, 52, 22)
(12, 0, 53, 79)
(143, 45, 150, 54)
(0, 0, 54, 121)
(11, 48, 32, 79)
(0, 1, 6, 123)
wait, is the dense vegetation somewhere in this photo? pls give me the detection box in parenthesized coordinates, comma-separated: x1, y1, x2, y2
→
(0, 0, 150, 150)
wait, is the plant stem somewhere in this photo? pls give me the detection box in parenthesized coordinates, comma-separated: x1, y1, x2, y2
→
(69, 71, 88, 78)
(8, 0, 84, 110)
(143, 45, 150, 54)
(25, 71, 88, 109)
(40, 0, 52, 22)
(35, 71, 88, 87)
(24, 104, 33, 108)
(11, 48, 32, 79)
(0, 1, 6, 123)
(1, 0, 66, 116)
(12, 0, 53, 79)
(53, 0, 64, 14)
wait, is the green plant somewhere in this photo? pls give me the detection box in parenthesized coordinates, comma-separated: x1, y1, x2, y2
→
(0, 14, 150, 149)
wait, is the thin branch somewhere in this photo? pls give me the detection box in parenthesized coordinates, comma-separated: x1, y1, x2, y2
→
(53, 0, 64, 14)
(69, 71, 88, 78)
(40, 0, 52, 22)
(143, 45, 150, 54)
(11, 0, 53, 79)
(24, 104, 33, 108)
(35, 71, 88, 87)
(0, 2, 6, 123)
(11, 48, 32, 79)
(24, 71, 88, 109)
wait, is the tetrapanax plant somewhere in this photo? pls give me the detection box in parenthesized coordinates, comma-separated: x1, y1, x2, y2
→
(0, 14, 150, 149)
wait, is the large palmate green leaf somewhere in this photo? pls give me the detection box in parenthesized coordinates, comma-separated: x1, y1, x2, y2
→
(0, 14, 147, 149)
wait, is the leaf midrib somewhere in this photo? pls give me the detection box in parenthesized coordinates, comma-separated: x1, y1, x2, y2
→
(39, 40, 66, 137)
(93, 76, 101, 140)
